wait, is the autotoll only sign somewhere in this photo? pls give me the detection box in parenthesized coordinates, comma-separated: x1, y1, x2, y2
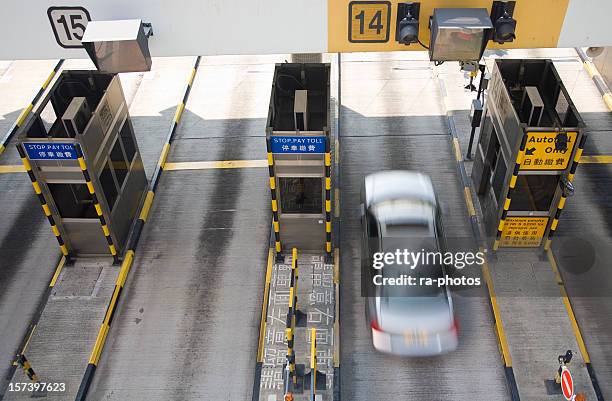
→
(270, 136, 326, 154)
(23, 142, 77, 160)
(521, 132, 577, 171)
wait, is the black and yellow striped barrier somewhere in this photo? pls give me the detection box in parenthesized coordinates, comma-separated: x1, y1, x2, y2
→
(310, 328, 317, 400)
(75, 145, 120, 265)
(575, 47, 612, 112)
(285, 249, 299, 386)
(74, 56, 201, 401)
(0, 60, 64, 158)
(544, 134, 586, 251)
(266, 139, 283, 260)
(284, 248, 305, 397)
(305, 327, 327, 399)
(16, 354, 39, 383)
(16, 145, 71, 260)
(325, 139, 332, 262)
(493, 134, 528, 251)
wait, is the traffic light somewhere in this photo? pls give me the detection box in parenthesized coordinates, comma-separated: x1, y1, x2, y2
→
(490, 1, 517, 44)
(395, 3, 420, 45)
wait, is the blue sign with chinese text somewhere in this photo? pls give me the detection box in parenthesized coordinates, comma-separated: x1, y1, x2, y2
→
(270, 136, 326, 154)
(23, 142, 77, 160)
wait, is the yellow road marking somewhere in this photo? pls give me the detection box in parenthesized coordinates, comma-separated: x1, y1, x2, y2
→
(463, 187, 476, 217)
(333, 250, 340, 284)
(546, 249, 591, 363)
(257, 248, 274, 362)
(89, 323, 110, 365)
(20, 324, 37, 356)
(0, 165, 25, 173)
(334, 188, 340, 218)
(139, 191, 155, 221)
(604, 93, 612, 111)
(49, 256, 66, 287)
(164, 159, 267, 171)
(481, 257, 513, 367)
(581, 155, 612, 164)
(158, 143, 171, 169)
(453, 138, 462, 162)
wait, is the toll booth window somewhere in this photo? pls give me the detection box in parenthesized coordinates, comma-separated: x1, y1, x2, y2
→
(279, 177, 323, 214)
(47, 183, 97, 218)
(110, 138, 128, 189)
(119, 120, 136, 163)
(100, 160, 118, 210)
(509, 175, 559, 211)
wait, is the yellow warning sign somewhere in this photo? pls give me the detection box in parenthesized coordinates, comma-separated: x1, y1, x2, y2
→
(348, 1, 391, 43)
(500, 217, 549, 247)
(521, 131, 577, 170)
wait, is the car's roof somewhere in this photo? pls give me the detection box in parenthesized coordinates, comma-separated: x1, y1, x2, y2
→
(365, 170, 436, 207)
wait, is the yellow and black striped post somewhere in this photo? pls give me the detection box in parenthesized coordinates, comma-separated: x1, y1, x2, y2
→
(324, 138, 332, 262)
(283, 248, 301, 392)
(16, 145, 71, 261)
(75, 144, 120, 265)
(291, 247, 299, 321)
(544, 134, 586, 250)
(16, 354, 39, 383)
(75, 56, 202, 401)
(310, 328, 317, 401)
(266, 138, 283, 261)
(0, 60, 64, 158)
(493, 134, 528, 251)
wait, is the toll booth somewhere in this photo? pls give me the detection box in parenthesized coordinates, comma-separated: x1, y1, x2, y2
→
(471, 59, 585, 249)
(17, 70, 147, 257)
(265, 63, 332, 256)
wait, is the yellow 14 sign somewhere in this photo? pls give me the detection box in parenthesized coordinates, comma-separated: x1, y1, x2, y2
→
(521, 131, 577, 171)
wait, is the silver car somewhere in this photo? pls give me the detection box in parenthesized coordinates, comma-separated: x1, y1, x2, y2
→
(361, 171, 458, 356)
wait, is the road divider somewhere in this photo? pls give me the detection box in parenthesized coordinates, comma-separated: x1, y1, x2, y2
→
(74, 56, 202, 401)
(435, 64, 520, 401)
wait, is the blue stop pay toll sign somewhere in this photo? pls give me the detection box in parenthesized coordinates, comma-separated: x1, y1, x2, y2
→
(23, 142, 78, 160)
(270, 136, 326, 154)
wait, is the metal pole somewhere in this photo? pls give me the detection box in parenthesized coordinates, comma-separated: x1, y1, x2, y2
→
(466, 67, 487, 160)
(466, 126, 477, 160)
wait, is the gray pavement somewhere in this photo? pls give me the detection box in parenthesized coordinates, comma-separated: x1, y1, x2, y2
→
(339, 52, 510, 401)
(4, 258, 117, 400)
(0, 59, 68, 396)
(438, 47, 612, 400)
(85, 55, 284, 401)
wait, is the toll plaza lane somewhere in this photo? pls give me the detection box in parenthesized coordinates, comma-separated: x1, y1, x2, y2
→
(0, 57, 191, 400)
(0, 59, 81, 395)
(338, 52, 510, 401)
(436, 47, 612, 401)
(84, 55, 286, 401)
(544, 52, 612, 400)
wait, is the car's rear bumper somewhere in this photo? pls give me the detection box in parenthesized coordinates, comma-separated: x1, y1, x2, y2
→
(372, 327, 458, 356)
